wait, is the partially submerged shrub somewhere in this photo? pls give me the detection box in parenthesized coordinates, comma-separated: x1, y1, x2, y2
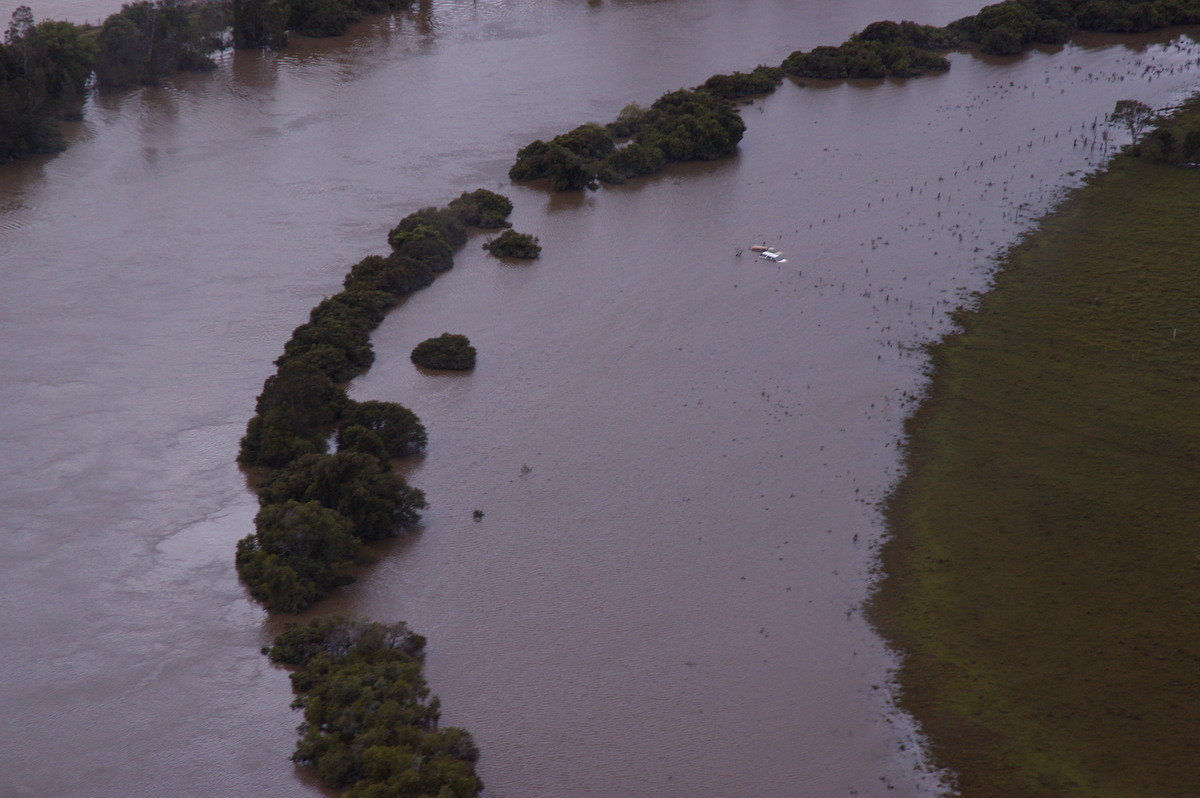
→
(447, 189, 514, 228)
(411, 333, 477, 370)
(482, 229, 541, 259)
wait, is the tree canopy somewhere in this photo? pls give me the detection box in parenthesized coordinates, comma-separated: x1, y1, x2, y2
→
(411, 333, 477, 370)
(266, 617, 482, 797)
(482, 229, 541, 259)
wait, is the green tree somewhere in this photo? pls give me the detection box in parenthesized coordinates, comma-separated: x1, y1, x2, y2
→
(1112, 98, 1154, 142)
(446, 189, 513, 228)
(388, 223, 455, 272)
(411, 333, 477, 370)
(236, 500, 365, 612)
(338, 400, 427, 458)
(277, 315, 375, 381)
(0, 8, 96, 163)
(238, 360, 348, 467)
(94, 0, 217, 89)
(257, 451, 427, 541)
(232, 0, 290, 48)
(389, 206, 468, 248)
(481, 229, 540, 259)
(343, 254, 435, 297)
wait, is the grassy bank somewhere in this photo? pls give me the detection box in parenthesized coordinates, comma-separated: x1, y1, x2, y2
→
(871, 104, 1200, 797)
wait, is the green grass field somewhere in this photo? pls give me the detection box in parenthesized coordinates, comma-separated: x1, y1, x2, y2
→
(871, 104, 1200, 798)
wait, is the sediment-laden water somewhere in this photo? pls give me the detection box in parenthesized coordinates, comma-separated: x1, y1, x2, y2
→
(1, 1, 1197, 795)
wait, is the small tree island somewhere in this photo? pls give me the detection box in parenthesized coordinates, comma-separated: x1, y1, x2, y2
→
(482, 229, 542, 259)
(411, 333, 477, 370)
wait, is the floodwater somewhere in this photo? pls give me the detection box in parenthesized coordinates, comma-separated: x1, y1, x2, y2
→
(1, 1, 1198, 796)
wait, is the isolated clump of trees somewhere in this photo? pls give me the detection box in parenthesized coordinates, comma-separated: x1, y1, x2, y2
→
(236, 190, 514, 613)
(267, 617, 483, 798)
(411, 333, 476, 370)
(509, 88, 747, 189)
(482, 229, 541, 259)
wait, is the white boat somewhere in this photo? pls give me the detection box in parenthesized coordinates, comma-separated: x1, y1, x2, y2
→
(758, 249, 785, 262)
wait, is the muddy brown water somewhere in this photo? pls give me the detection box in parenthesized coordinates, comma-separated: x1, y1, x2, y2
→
(2, 1, 1198, 795)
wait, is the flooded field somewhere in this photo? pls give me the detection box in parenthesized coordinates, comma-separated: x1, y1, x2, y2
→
(1, 1, 1197, 795)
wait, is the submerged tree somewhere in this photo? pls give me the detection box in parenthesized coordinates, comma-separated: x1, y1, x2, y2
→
(1112, 99, 1155, 142)
(411, 333, 476, 370)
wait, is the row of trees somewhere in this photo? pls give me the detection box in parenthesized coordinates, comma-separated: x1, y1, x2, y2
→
(782, 20, 955, 79)
(1, 1, 225, 163)
(783, 0, 1200, 74)
(509, 88, 748, 190)
(237, 191, 512, 797)
(236, 189, 514, 613)
(509, 1, 1200, 190)
(1, 7, 95, 162)
(2, 0, 437, 164)
(267, 617, 483, 797)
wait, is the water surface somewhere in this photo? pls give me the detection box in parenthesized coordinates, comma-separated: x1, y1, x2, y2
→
(1, 2, 1197, 796)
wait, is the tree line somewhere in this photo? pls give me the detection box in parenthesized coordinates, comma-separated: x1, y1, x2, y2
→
(509, 0, 1200, 190)
(267, 616, 484, 797)
(8, 0, 1200, 165)
(1, 1, 227, 163)
(0, 0, 413, 164)
(235, 188, 514, 614)
(235, 188, 514, 798)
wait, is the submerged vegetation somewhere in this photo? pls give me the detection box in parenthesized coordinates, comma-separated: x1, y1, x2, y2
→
(871, 100, 1200, 797)
(411, 333, 477, 370)
(267, 617, 483, 798)
(236, 191, 513, 612)
(509, 88, 747, 189)
(8, 0, 1200, 166)
(482, 229, 541, 259)
(235, 191, 513, 792)
(5, 0, 1194, 793)
(510, 0, 1200, 189)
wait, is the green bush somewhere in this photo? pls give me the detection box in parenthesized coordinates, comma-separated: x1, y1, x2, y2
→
(343, 254, 436, 297)
(276, 316, 375, 382)
(266, 618, 481, 797)
(596, 142, 666, 184)
(782, 22, 953, 80)
(699, 65, 784, 99)
(309, 289, 394, 332)
(635, 89, 746, 162)
(552, 122, 616, 161)
(482, 229, 541, 259)
(606, 102, 654, 139)
(338, 400, 427, 458)
(411, 333, 477, 370)
(388, 207, 468, 248)
(388, 224, 455, 273)
(235, 500, 364, 613)
(447, 189, 514, 228)
(238, 361, 349, 467)
(509, 140, 594, 190)
(257, 451, 427, 542)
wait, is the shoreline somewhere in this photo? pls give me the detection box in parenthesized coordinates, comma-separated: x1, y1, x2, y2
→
(870, 99, 1200, 796)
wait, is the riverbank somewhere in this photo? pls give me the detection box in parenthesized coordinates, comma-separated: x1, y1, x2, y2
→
(871, 100, 1200, 797)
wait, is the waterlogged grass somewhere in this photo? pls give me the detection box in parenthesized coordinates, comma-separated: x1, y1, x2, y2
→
(872, 116, 1200, 797)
